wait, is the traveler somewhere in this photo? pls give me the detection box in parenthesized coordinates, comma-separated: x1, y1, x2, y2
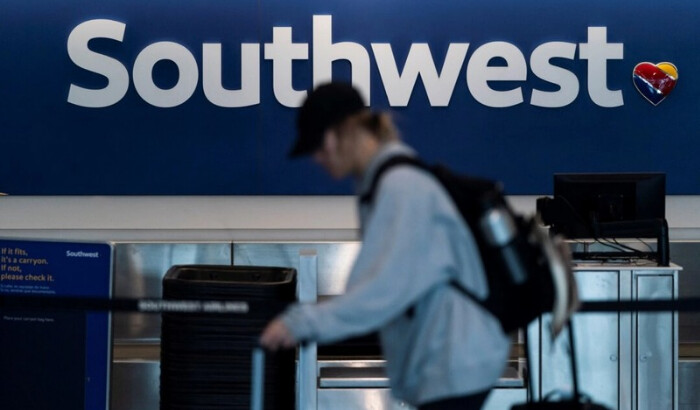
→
(260, 82, 511, 409)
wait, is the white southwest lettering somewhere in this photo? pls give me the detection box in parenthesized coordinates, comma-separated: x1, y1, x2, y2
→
(579, 26, 624, 107)
(530, 42, 579, 108)
(67, 19, 129, 108)
(132, 41, 199, 108)
(264, 27, 308, 107)
(203, 43, 260, 108)
(466, 41, 528, 108)
(67, 16, 624, 109)
(372, 43, 469, 107)
(313, 15, 371, 105)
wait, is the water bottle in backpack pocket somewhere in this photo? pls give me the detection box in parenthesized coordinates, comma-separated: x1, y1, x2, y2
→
(360, 156, 579, 337)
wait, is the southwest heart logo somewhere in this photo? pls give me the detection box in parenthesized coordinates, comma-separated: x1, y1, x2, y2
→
(633, 62, 678, 105)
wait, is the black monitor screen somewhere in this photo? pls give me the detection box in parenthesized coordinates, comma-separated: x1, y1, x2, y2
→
(552, 172, 666, 238)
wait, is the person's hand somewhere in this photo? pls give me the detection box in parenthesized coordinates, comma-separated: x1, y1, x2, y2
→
(260, 318, 297, 351)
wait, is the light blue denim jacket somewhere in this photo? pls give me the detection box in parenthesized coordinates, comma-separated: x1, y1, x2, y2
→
(281, 141, 511, 405)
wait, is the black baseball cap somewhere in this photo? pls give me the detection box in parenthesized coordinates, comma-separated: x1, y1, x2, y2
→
(288, 82, 366, 158)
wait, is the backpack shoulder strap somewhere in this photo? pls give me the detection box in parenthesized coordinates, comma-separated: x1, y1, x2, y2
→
(358, 155, 428, 205)
(358, 155, 491, 309)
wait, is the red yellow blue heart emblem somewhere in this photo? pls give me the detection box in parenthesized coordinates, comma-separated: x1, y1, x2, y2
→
(633, 62, 678, 106)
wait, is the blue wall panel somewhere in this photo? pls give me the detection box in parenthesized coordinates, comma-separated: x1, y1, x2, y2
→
(0, 0, 697, 194)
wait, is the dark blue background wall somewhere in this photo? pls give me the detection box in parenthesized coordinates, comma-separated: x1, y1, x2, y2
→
(1, 0, 697, 194)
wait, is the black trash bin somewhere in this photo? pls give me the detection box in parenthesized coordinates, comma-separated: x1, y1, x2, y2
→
(160, 265, 296, 410)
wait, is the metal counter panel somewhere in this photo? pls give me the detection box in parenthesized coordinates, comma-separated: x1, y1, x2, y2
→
(318, 389, 407, 410)
(636, 274, 674, 410)
(541, 270, 621, 408)
(110, 361, 160, 410)
(233, 242, 360, 296)
(106, 241, 697, 410)
(317, 387, 527, 410)
(483, 389, 528, 410)
(670, 241, 700, 343)
(679, 360, 700, 410)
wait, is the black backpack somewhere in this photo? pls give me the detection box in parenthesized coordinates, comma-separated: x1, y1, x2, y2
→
(359, 156, 577, 335)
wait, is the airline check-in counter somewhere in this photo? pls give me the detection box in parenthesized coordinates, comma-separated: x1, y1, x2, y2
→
(1, 196, 699, 409)
(106, 241, 684, 410)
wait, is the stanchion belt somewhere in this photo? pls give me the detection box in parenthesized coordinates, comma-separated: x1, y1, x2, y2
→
(0, 294, 254, 314)
(580, 298, 700, 313)
(3, 294, 700, 314)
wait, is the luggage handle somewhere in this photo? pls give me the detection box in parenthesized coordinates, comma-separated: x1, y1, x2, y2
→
(567, 322, 581, 403)
(251, 347, 265, 410)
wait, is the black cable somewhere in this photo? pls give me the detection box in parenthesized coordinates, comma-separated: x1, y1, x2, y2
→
(610, 238, 642, 253)
(609, 238, 655, 255)
(637, 237, 656, 252)
(594, 238, 630, 253)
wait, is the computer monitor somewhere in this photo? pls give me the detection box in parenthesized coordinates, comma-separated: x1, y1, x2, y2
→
(552, 172, 666, 238)
(537, 172, 669, 265)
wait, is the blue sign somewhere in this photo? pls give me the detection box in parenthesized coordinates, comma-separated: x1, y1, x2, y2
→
(0, 239, 112, 410)
(0, 0, 698, 194)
